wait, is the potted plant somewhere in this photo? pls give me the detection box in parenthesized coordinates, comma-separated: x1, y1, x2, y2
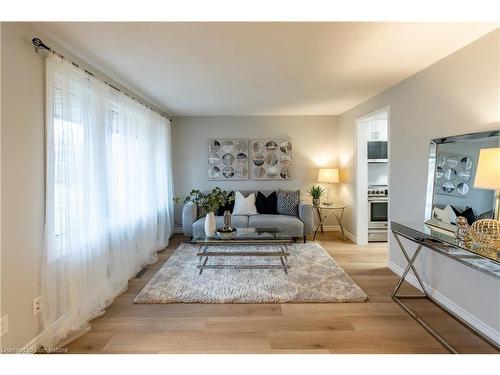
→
(181, 188, 234, 236)
(307, 185, 326, 206)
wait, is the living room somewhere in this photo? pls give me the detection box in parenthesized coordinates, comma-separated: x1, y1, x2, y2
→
(1, 1, 500, 372)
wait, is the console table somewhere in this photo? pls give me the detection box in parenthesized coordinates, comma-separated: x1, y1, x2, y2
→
(391, 221, 500, 353)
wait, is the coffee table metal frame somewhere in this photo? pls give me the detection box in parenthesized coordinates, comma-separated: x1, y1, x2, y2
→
(191, 228, 293, 275)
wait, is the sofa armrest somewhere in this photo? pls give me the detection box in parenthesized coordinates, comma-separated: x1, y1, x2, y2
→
(299, 201, 314, 235)
(182, 202, 197, 237)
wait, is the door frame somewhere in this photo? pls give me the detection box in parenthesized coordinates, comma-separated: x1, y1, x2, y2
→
(354, 106, 391, 245)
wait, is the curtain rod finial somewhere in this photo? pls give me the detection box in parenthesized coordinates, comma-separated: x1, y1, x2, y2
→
(32, 37, 51, 51)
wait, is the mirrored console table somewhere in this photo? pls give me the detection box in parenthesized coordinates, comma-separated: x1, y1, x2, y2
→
(391, 221, 500, 353)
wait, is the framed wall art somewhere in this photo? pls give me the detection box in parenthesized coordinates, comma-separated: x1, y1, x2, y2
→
(207, 139, 249, 180)
(250, 138, 294, 180)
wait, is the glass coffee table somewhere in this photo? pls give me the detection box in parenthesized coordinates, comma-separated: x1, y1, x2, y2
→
(190, 228, 293, 275)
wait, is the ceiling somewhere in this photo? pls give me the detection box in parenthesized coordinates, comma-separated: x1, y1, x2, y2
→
(31, 22, 498, 117)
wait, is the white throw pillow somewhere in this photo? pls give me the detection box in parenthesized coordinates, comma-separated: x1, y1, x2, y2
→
(232, 191, 258, 216)
(433, 205, 457, 224)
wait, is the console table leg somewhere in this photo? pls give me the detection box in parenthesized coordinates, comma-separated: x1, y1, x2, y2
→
(391, 234, 459, 353)
(394, 234, 429, 295)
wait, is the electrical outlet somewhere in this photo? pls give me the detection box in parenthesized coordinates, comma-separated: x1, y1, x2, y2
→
(0, 315, 8, 336)
(33, 297, 41, 316)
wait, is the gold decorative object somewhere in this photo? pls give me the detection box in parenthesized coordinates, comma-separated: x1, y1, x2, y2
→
(470, 219, 500, 258)
(455, 216, 472, 246)
(223, 210, 232, 230)
(217, 210, 236, 240)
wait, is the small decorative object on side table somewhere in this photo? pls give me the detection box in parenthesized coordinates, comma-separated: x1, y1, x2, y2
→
(307, 185, 326, 206)
(313, 204, 347, 240)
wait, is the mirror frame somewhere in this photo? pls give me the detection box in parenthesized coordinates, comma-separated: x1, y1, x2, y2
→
(424, 129, 500, 232)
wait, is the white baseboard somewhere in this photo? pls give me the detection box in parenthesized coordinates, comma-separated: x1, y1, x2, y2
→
(388, 261, 500, 346)
(319, 225, 356, 243)
(343, 230, 356, 243)
(21, 325, 91, 353)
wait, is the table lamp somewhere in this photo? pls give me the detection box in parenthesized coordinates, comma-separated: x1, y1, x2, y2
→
(318, 168, 339, 205)
(474, 147, 500, 220)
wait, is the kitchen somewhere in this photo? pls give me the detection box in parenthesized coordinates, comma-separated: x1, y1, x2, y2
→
(367, 113, 389, 242)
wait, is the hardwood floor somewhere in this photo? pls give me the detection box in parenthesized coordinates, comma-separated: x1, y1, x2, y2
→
(64, 233, 497, 354)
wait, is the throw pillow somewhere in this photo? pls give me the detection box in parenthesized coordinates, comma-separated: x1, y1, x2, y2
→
(451, 206, 475, 225)
(232, 191, 258, 216)
(474, 209, 494, 222)
(433, 205, 457, 224)
(197, 206, 209, 219)
(216, 191, 235, 216)
(277, 189, 300, 217)
(255, 191, 277, 214)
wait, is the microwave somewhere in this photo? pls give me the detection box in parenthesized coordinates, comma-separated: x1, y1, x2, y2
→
(367, 141, 388, 162)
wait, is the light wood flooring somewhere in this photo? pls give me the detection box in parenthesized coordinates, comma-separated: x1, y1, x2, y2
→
(64, 233, 498, 354)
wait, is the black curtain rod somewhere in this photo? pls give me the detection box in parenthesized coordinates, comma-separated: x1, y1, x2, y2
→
(32, 37, 172, 121)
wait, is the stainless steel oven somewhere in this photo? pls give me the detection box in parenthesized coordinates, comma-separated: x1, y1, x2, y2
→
(369, 197, 388, 224)
(368, 186, 388, 242)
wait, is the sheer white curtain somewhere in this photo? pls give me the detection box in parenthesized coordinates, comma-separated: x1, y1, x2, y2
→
(40, 54, 173, 347)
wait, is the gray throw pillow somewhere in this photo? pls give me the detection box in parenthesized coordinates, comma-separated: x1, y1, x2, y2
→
(277, 189, 300, 217)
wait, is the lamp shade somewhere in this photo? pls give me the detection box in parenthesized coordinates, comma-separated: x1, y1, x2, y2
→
(474, 148, 500, 190)
(318, 168, 339, 183)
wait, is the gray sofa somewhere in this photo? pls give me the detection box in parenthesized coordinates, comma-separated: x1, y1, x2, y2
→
(182, 190, 314, 242)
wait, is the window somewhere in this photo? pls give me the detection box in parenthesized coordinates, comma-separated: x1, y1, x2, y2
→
(52, 85, 85, 260)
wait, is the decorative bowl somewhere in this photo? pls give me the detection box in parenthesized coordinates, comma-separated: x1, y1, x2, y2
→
(470, 219, 500, 259)
(216, 227, 237, 240)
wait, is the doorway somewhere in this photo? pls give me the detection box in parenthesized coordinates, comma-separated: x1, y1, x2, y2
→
(355, 107, 390, 245)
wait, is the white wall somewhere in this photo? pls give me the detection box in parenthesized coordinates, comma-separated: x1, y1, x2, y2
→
(1, 22, 45, 349)
(172, 116, 343, 230)
(337, 29, 500, 342)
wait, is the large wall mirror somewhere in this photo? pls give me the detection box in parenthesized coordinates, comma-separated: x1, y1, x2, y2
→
(425, 129, 499, 233)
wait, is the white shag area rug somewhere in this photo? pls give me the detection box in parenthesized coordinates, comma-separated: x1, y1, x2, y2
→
(133, 242, 368, 304)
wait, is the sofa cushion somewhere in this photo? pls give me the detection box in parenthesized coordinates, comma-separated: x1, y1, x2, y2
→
(192, 215, 249, 237)
(232, 191, 258, 215)
(277, 189, 300, 217)
(248, 214, 304, 237)
(255, 191, 277, 214)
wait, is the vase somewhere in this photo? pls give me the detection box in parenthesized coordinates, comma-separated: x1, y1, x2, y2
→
(204, 212, 216, 237)
(313, 198, 320, 206)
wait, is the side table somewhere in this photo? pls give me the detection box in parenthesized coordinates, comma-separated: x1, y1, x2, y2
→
(313, 204, 346, 241)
